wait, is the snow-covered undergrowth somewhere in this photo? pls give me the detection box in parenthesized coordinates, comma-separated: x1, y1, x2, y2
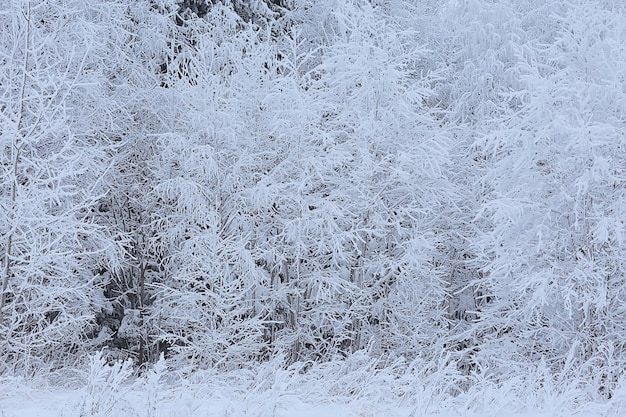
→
(1, 353, 625, 417)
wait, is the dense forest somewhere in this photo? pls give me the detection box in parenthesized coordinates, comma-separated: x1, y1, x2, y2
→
(1, 0, 626, 409)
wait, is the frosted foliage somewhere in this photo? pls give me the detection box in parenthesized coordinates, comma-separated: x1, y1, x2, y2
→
(0, 0, 625, 410)
(0, 0, 122, 372)
(456, 0, 626, 398)
(135, 0, 454, 370)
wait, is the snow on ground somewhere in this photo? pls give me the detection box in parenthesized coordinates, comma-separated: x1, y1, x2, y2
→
(0, 381, 624, 417)
(0, 356, 624, 417)
(0, 387, 403, 417)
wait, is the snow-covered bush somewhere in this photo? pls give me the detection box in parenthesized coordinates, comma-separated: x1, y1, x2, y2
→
(80, 352, 134, 417)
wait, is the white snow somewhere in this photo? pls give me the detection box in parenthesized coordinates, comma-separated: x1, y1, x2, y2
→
(0, 375, 624, 417)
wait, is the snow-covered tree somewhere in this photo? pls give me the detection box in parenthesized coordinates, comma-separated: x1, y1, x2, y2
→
(0, 0, 124, 372)
(457, 0, 626, 397)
